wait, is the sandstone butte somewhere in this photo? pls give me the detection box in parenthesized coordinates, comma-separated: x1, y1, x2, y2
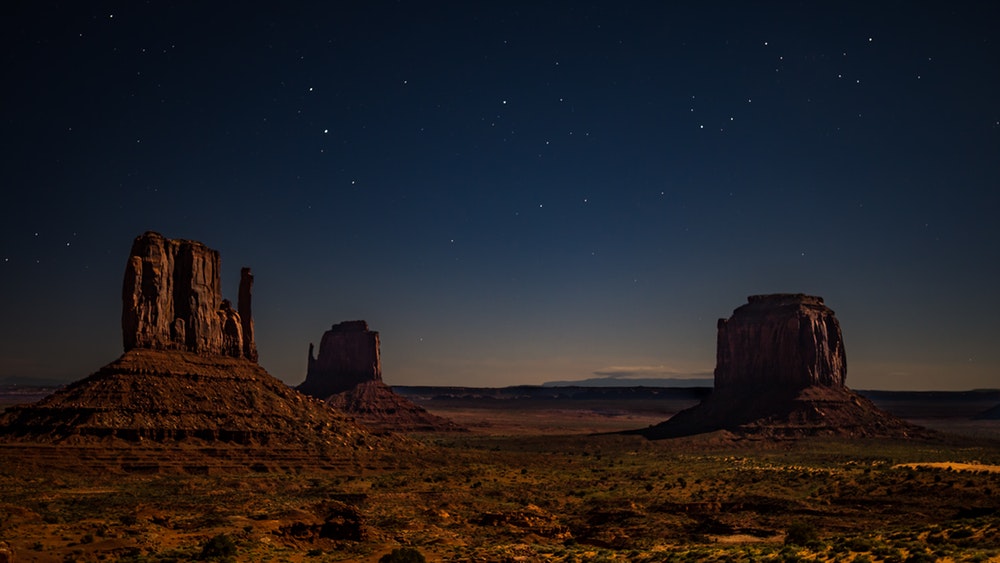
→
(640, 294, 929, 439)
(0, 231, 392, 455)
(297, 321, 462, 432)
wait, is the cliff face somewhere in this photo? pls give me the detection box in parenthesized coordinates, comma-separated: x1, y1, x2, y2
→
(298, 321, 382, 398)
(121, 231, 255, 360)
(715, 294, 846, 391)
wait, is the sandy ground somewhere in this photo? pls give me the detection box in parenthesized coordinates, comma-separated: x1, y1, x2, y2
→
(894, 462, 1000, 473)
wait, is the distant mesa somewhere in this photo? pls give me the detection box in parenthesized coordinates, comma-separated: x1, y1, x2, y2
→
(639, 294, 927, 439)
(297, 321, 462, 432)
(0, 231, 383, 452)
(299, 320, 382, 398)
(541, 376, 713, 388)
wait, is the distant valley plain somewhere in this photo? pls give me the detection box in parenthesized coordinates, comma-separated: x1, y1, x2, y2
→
(1, 384, 999, 562)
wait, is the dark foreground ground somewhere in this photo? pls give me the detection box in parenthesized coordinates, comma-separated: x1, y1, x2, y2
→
(1, 386, 999, 562)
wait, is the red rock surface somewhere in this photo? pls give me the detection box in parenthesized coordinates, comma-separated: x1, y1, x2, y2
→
(641, 294, 927, 439)
(716, 294, 846, 390)
(121, 231, 255, 359)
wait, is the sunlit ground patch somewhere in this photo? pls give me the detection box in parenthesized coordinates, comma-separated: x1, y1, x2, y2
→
(894, 462, 1000, 473)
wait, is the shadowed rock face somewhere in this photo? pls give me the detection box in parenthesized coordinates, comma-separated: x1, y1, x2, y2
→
(298, 321, 382, 398)
(639, 294, 925, 440)
(121, 231, 256, 360)
(238, 267, 258, 362)
(715, 294, 846, 391)
(297, 321, 463, 432)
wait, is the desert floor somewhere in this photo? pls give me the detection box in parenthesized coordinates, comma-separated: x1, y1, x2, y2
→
(1, 393, 999, 562)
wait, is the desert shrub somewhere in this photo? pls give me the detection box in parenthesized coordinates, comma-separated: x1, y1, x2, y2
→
(199, 533, 237, 560)
(950, 527, 974, 539)
(925, 532, 945, 545)
(784, 521, 819, 546)
(379, 547, 426, 563)
(846, 536, 874, 552)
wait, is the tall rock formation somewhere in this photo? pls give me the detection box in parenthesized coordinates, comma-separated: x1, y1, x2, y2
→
(121, 231, 256, 359)
(298, 321, 462, 432)
(0, 232, 398, 458)
(299, 321, 381, 398)
(639, 294, 925, 439)
(715, 294, 846, 391)
(239, 267, 258, 362)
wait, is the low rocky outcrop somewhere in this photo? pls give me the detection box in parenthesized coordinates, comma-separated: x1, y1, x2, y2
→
(640, 294, 926, 439)
(0, 232, 394, 455)
(298, 321, 462, 432)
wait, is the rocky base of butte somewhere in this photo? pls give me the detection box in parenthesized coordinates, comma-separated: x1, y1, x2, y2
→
(325, 380, 462, 433)
(640, 294, 928, 440)
(0, 349, 376, 449)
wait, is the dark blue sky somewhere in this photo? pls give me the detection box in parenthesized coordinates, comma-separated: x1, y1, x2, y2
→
(2, 2, 998, 390)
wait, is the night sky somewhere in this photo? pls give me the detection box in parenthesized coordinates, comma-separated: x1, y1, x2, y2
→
(2, 2, 998, 390)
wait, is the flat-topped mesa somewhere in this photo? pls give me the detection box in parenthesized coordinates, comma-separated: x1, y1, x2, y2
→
(298, 321, 382, 398)
(121, 231, 256, 360)
(715, 293, 846, 391)
(635, 293, 926, 440)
